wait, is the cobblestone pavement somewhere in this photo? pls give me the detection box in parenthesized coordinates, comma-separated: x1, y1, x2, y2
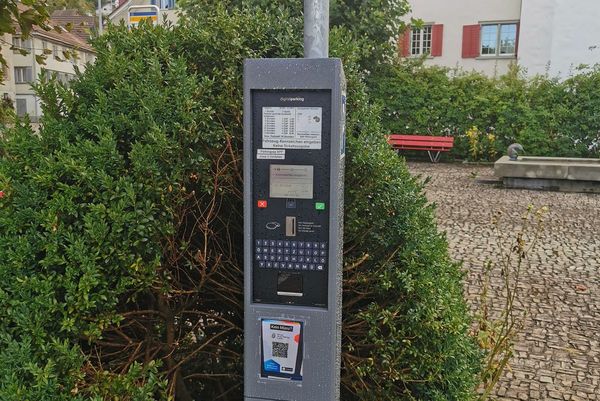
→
(408, 162, 600, 401)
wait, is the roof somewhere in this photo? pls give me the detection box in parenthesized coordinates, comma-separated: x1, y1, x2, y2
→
(14, 5, 94, 52)
(50, 10, 96, 42)
(110, 0, 131, 18)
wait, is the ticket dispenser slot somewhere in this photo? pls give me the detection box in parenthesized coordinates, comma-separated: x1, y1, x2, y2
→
(244, 58, 345, 401)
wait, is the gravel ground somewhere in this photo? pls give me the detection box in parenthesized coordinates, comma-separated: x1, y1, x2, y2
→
(408, 161, 600, 401)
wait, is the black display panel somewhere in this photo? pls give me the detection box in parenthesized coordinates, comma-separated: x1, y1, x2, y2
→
(252, 89, 331, 308)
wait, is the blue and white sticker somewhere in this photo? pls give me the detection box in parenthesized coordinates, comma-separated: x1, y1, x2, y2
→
(261, 319, 303, 380)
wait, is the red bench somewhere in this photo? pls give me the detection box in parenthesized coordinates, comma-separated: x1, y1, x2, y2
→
(387, 134, 454, 163)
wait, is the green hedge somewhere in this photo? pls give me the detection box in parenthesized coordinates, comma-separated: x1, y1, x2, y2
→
(0, 6, 480, 400)
(370, 60, 600, 160)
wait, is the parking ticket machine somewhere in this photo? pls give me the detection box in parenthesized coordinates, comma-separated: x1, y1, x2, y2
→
(243, 58, 345, 401)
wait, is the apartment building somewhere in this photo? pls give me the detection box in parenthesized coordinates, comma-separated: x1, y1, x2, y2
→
(401, 0, 600, 77)
(10, 25, 95, 122)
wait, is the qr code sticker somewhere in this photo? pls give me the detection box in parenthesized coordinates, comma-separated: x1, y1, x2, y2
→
(272, 341, 289, 358)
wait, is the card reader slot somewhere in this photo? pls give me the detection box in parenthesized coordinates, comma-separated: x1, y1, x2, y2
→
(286, 216, 296, 237)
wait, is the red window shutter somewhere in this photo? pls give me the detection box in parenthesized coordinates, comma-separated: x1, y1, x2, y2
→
(431, 24, 444, 57)
(515, 22, 521, 56)
(462, 24, 481, 58)
(398, 29, 411, 57)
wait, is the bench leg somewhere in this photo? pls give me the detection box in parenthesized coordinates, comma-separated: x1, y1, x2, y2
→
(427, 151, 442, 163)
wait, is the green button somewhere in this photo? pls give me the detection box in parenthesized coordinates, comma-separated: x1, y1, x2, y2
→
(315, 202, 326, 211)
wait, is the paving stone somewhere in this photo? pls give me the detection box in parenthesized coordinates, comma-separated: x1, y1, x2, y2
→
(409, 162, 600, 401)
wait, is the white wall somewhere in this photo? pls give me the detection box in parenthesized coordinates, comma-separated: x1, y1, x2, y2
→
(0, 34, 16, 102)
(520, 0, 600, 77)
(406, 0, 522, 76)
(12, 35, 95, 121)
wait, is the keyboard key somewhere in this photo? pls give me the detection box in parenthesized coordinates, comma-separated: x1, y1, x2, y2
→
(266, 262, 272, 268)
(294, 263, 301, 270)
(277, 248, 283, 255)
(305, 242, 312, 249)
(291, 248, 297, 255)
(262, 247, 269, 254)
(284, 241, 291, 247)
(256, 247, 262, 253)
(319, 257, 326, 264)
(255, 254, 262, 261)
(284, 256, 290, 262)
(312, 249, 319, 256)
(320, 250, 327, 257)
(284, 248, 291, 254)
(256, 239, 263, 247)
(298, 241, 305, 248)
(298, 249, 305, 256)
(269, 255, 276, 261)
(298, 256, 305, 263)
(287, 263, 294, 269)
(291, 256, 297, 263)
(277, 255, 283, 262)
(320, 242, 327, 249)
(316, 264, 324, 271)
(269, 240, 276, 247)
(259, 261, 266, 268)
(273, 262, 279, 269)
(312, 242, 320, 249)
(277, 240, 284, 247)
(305, 257, 312, 263)
(291, 241, 298, 248)
(301, 264, 308, 270)
(309, 264, 316, 270)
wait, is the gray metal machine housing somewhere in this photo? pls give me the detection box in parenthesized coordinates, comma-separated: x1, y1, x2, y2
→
(243, 58, 345, 401)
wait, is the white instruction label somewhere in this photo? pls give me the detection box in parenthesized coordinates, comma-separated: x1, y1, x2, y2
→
(257, 149, 285, 160)
(262, 107, 322, 149)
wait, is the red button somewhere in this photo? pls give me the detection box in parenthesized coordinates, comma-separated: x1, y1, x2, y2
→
(257, 200, 268, 209)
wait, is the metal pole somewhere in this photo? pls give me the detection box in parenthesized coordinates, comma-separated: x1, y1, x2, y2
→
(98, 0, 103, 35)
(304, 0, 329, 58)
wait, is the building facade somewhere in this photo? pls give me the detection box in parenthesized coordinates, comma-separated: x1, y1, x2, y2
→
(401, 0, 600, 77)
(10, 27, 95, 122)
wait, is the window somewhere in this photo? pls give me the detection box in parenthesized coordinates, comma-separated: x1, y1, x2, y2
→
(401, 24, 443, 58)
(12, 36, 32, 53)
(53, 45, 59, 59)
(411, 25, 432, 56)
(14, 67, 33, 84)
(16, 99, 27, 117)
(481, 23, 518, 56)
(152, 0, 176, 9)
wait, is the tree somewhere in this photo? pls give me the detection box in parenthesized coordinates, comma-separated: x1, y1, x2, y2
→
(0, 1, 52, 71)
(179, 0, 411, 67)
(47, 0, 96, 13)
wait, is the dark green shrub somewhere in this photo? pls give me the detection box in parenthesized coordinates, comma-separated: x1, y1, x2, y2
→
(0, 6, 480, 400)
(370, 60, 600, 160)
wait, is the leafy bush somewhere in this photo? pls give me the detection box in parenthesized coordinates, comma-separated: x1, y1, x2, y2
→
(0, 5, 480, 401)
(370, 60, 600, 160)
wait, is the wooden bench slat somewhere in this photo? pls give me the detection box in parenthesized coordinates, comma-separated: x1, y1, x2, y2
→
(386, 134, 454, 163)
(388, 140, 453, 146)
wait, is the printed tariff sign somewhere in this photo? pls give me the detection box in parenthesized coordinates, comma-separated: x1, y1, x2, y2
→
(262, 107, 322, 149)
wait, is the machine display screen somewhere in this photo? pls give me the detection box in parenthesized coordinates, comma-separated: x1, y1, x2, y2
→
(269, 164, 314, 199)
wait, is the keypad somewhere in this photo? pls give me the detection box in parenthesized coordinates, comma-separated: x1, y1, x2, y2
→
(255, 239, 327, 271)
